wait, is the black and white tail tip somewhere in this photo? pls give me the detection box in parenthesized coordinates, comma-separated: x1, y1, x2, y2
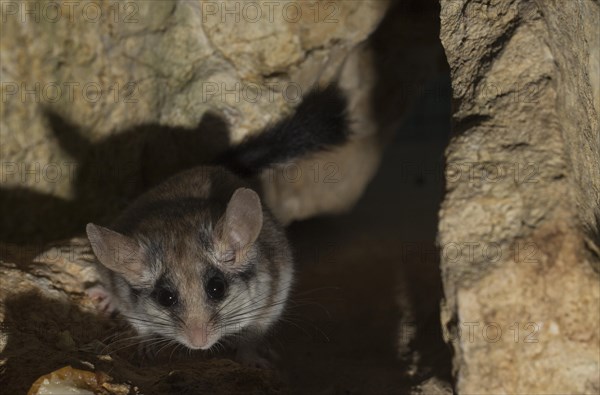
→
(219, 84, 350, 177)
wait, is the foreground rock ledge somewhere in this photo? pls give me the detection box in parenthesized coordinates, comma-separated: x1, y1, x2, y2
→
(0, 240, 283, 394)
(438, 1, 600, 393)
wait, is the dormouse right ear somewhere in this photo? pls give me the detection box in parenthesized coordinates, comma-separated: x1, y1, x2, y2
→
(86, 223, 146, 285)
(214, 188, 263, 267)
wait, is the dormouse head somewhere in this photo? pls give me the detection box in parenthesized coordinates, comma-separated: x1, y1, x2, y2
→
(86, 187, 281, 350)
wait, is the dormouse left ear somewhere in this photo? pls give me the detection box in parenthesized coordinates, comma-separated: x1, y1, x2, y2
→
(215, 188, 263, 265)
(86, 223, 147, 286)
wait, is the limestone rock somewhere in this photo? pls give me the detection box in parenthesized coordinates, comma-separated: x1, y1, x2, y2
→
(0, 0, 388, 243)
(412, 377, 453, 395)
(438, 0, 600, 393)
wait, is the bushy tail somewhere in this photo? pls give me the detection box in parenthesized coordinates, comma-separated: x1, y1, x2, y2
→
(218, 84, 350, 177)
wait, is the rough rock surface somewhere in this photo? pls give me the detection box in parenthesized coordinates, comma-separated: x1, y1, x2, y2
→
(438, 0, 600, 393)
(0, 0, 388, 243)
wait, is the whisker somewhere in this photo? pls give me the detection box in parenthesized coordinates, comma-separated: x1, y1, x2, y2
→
(219, 285, 291, 320)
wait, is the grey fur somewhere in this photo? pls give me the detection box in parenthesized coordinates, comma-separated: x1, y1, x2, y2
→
(87, 166, 294, 351)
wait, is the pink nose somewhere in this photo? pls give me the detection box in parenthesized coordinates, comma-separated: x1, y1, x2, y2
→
(187, 326, 209, 348)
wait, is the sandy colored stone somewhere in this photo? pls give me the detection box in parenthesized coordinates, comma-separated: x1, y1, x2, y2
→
(439, 0, 600, 393)
(412, 377, 453, 395)
(0, 0, 389, 243)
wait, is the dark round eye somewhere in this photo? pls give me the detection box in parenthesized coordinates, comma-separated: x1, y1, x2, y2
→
(206, 275, 226, 300)
(153, 287, 178, 307)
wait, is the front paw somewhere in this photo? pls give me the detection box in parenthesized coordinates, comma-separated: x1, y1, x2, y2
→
(235, 344, 277, 370)
(86, 285, 117, 315)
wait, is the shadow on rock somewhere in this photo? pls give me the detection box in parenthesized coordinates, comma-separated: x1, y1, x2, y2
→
(0, 111, 230, 244)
